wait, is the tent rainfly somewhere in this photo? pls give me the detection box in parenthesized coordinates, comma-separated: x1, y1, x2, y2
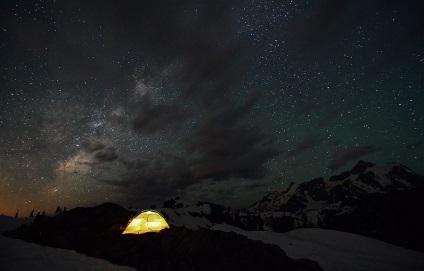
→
(122, 210, 170, 234)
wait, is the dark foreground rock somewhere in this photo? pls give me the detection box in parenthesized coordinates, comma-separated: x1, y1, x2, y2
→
(3, 203, 323, 271)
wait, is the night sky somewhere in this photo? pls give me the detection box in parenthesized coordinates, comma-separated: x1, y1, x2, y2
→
(1, 0, 423, 216)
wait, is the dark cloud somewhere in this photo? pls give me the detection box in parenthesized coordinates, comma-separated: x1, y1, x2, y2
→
(81, 142, 106, 153)
(77, 161, 97, 166)
(328, 145, 380, 171)
(131, 95, 189, 134)
(406, 141, 424, 149)
(94, 149, 119, 163)
(287, 134, 324, 157)
(4, 1, 278, 207)
(3, 0, 247, 103)
(47, 0, 249, 138)
(62, 0, 267, 204)
(45, 0, 246, 105)
(105, 93, 277, 201)
(105, 153, 194, 201)
(186, 93, 278, 180)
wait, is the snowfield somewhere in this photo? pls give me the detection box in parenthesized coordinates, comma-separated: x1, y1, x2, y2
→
(2, 214, 423, 271)
(0, 216, 136, 271)
(212, 224, 424, 271)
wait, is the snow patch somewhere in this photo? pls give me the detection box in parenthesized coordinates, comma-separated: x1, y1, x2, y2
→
(158, 207, 213, 230)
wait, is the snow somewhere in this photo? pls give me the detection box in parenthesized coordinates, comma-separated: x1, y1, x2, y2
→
(369, 166, 396, 187)
(212, 224, 424, 271)
(306, 209, 320, 224)
(337, 205, 354, 215)
(286, 182, 300, 196)
(158, 207, 213, 230)
(353, 181, 380, 193)
(0, 216, 136, 271)
(2, 213, 423, 271)
(184, 202, 211, 215)
(391, 176, 413, 188)
(303, 195, 327, 211)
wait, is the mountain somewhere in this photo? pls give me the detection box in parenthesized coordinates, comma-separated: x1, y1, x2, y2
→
(249, 160, 424, 251)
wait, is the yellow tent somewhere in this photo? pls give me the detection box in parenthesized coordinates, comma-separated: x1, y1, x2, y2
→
(122, 210, 170, 234)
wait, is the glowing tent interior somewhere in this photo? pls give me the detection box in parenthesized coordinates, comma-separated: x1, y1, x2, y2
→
(122, 210, 170, 234)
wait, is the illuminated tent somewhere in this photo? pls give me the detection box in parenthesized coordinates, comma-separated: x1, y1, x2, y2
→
(122, 210, 170, 234)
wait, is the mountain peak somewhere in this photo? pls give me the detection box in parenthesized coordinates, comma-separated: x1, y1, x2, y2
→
(350, 160, 375, 174)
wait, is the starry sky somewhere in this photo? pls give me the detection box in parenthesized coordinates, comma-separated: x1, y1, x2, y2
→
(1, 0, 423, 216)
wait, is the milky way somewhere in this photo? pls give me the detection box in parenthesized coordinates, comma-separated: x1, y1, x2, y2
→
(1, 0, 423, 216)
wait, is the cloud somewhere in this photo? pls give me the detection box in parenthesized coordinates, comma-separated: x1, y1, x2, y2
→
(104, 153, 194, 201)
(328, 145, 380, 171)
(45, 0, 247, 106)
(93, 148, 119, 163)
(41, 1, 277, 203)
(286, 134, 323, 157)
(185, 94, 278, 180)
(49, 0, 249, 135)
(131, 95, 189, 134)
(81, 142, 106, 153)
(105, 93, 278, 201)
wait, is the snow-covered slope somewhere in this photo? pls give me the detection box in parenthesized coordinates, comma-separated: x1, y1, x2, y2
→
(0, 216, 136, 271)
(158, 206, 213, 230)
(212, 225, 424, 271)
